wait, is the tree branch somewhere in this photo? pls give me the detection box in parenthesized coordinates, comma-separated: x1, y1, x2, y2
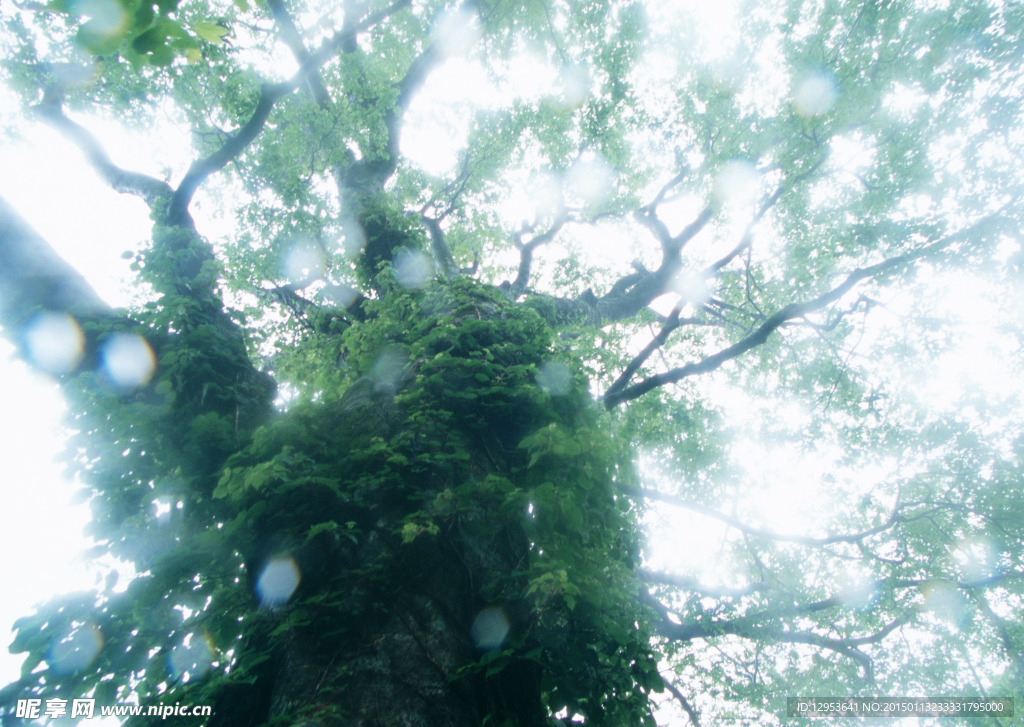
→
(422, 215, 459, 279)
(173, 0, 416, 222)
(642, 569, 768, 598)
(36, 3, 414, 226)
(267, 0, 331, 105)
(659, 613, 879, 683)
(605, 309, 684, 399)
(169, 81, 290, 223)
(591, 207, 714, 323)
(649, 561, 1022, 686)
(602, 219, 995, 408)
(308, 0, 412, 66)
(0, 196, 110, 341)
(654, 596, 917, 685)
(703, 186, 785, 276)
(639, 487, 902, 547)
(504, 214, 568, 299)
(33, 98, 173, 209)
(663, 680, 702, 727)
(592, 156, 824, 329)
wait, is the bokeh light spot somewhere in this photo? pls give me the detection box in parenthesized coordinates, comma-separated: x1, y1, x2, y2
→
(713, 159, 759, 207)
(372, 347, 408, 393)
(283, 243, 323, 285)
(536, 361, 572, 396)
(321, 283, 359, 308)
(48, 622, 103, 674)
(256, 557, 301, 606)
(73, 0, 128, 42)
(565, 155, 614, 209)
(432, 7, 482, 57)
(337, 217, 366, 259)
(167, 633, 214, 683)
(23, 311, 84, 374)
(101, 333, 155, 390)
(793, 72, 838, 117)
(471, 606, 510, 650)
(558, 63, 591, 107)
(393, 248, 432, 289)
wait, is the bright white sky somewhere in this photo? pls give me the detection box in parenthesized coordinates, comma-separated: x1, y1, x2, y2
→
(0, 1, 1021, 725)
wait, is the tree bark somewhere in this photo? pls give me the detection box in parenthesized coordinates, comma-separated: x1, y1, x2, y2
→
(0, 195, 109, 341)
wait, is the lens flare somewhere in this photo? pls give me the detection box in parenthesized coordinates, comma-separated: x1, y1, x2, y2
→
(256, 557, 301, 606)
(471, 606, 510, 650)
(793, 72, 838, 117)
(48, 622, 103, 674)
(101, 333, 155, 390)
(24, 311, 84, 374)
(565, 155, 614, 208)
(536, 361, 572, 396)
(283, 243, 323, 285)
(393, 248, 432, 289)
(713, 160, 759, 207)
(167, 633, 214, 683)
(432, 7, 481, 58)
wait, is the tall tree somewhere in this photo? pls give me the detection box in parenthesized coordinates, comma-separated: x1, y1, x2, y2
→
(1, 0, 1022, 725)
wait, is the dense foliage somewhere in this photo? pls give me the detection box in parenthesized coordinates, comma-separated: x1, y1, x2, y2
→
(1, 0, 1023, 724)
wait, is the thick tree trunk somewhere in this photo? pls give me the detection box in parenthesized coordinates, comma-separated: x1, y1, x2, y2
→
(0, 196, 110, 345)
(1, 198, 653, 727)
(260, 541, 546, 727)
(231, 339, 552, 725)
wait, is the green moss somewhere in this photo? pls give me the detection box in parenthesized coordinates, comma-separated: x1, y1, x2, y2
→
(214, 276, 659, 724)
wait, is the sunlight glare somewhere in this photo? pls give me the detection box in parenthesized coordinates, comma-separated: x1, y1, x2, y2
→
(837, 566, 879, 610)
(401, 59, 493, 175)
(153, 499, 172, 521)
(646, 0, 739, 59)
(505, 54, 559, 100)
(670, 270, 712, 305)
(431, 6, 482, 58)
(922, 582, 968, 629)
(830, 133, 876, 180)
(900, 270, 1024, 413)
(496, 171, 565, 227)
(952, 536, 998, 583)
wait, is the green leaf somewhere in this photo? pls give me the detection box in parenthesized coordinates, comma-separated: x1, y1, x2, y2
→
(192, 20, 228, 45)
